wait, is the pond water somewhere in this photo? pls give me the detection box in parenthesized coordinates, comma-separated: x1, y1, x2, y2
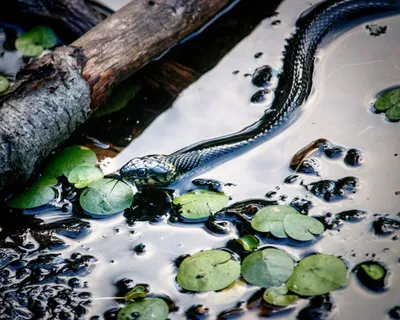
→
(1, 0, 400, 319)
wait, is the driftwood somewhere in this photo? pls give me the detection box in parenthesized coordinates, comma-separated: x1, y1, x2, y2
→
(0, 0, 233, 193)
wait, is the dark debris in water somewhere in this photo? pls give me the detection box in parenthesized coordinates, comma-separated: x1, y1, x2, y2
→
(344, 149, 362, 167)
(251, 65, 273, 87)
(305, 176, 358, 202)
(289, 196, 313, 215)
(192, 178, 235, 192)
(186, 304, 210, 319)
(297, 294, 334, 320)
(250, 89, 270, 103)
(372, 217, 400, 236)
(366, 24, 387, 36)
(388, 306, 400, 320)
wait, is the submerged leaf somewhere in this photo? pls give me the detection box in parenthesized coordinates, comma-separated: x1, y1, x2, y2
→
(283, 214, 324, 241)
(360, 263, 385, 281)
(286, 254, 347, 296)
(241, 248, 294, 288)
(15, 26, 57, 57)
(177, 250, 240, 292)
(118, 298, 169, 320)
(173, 189, 229, 221)
(0, 75, 10, 94)
(263, 284, 298, 306)
(236, 235, 259, 251)
(68, 166, 104, 188)
(43, 145, 97, 177)
(125, 285, 149, 301)
(79, 178, 134, 217)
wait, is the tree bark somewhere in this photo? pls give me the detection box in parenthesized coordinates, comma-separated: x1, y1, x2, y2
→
(0, 0, 233, 192)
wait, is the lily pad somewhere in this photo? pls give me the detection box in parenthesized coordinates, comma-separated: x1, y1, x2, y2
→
(118, 298, 169, 320)
(286, 254, 347, 296)
(173, 189, 229, 221)
(79, 178, 134, 217)
(236, 235, 259, 251)
(43, 145, 97, 178)
(375, 88, 400, 121)
(241, 248, 294, 288)
(177, 249, 241, 292)
(360, 263, 385, 280)
(283, 214, 324, 241)
(250, 205, 299, 237)
(15, 26, 57, 57)
(125, 285, 148, 301)
(354, 261, 387, 292)
(263, 284, 298, 307)
(7, 176, 57, 209)
(0, 75, 10, 94)
(68, 166, 104, 188)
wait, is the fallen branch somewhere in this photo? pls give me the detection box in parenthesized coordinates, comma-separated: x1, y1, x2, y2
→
(0, 0, 233, 192)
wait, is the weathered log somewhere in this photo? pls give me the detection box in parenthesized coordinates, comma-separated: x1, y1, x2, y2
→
(0, 0, 102, 41)
(0, 0, 234, 192)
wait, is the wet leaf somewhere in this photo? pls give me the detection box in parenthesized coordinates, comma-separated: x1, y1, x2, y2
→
(118, 298, 169, 320)
(236, 235, 259, 251)
(177, 250, 240, 292)
(68, 166, 104, 188)
(0, 75, 10, 94)
(360, 263, 385, 281)
(94, 81, 141, 117)
(263, 284, 298, 306)
(250, 205, 300, 238)
(43, 145, 97, 177)
(283, 214, 324, 241)
(79, 178, 134, 217)
(125, 285, 148, 301)
(173, 189, 229, 220)
(241, 248, 294, 288)
(286, 254, 347, 296)
(375, 88, 400, 121)
(7, 176, 57, 209)
(15, 26, 56, 57)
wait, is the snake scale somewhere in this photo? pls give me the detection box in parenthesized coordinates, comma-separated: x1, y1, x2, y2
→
(119, 0, 399, 186)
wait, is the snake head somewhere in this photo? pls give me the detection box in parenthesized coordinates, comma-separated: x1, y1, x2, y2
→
(119, 155, 177, 186)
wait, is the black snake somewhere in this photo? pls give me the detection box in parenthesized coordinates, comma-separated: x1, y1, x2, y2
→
(119, 0, 399, 186)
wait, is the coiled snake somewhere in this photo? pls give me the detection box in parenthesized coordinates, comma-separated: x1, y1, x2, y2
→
(119, 0, 399, 186)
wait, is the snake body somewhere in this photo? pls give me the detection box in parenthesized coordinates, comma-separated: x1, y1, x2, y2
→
(120, 0, 399, 186)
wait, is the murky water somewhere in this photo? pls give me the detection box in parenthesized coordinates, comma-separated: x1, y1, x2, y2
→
(2, 0, 400, 319)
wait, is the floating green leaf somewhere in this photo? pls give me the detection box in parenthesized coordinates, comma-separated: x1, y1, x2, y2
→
(118, 298, 169, 320)
(68, 166, 104, 188)
(375, 88, 400, 121)
(173, 189, 229, 221)
(360, 263, 385, 281)
(283, 214, 324, 241)
(15, 26, 57, 57)
(250, 205, 299, 237)
(79, 178, 134, 217)
(177, 250, 240, 292)
(263, 284, 298, 307)
(0, 75, 10, 94)
(43, 145, 97, 177)
(7, 176, 57, 209)
(125, 285, 148, 301)
(94, 80, 141, 117)
(241, 248, 294, 288)
(236, 235, 259, 251)
(286, 254, 347, 296)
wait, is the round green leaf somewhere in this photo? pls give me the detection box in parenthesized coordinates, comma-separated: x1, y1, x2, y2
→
(68, 166, 104, 188)
(236, 235, 259, 251)
(386, 104, 400, 121)
(125, 285, 148, 302)
(241, 248, 294, 288)
(0, 75, 10, 94)
(286, 254, 347, 296)
(251, 205, 300, 237)
(118, 298, 169, 320)
(79, 178, 134, 217)
(361, 263, 385, 281)
(15, 26, 57, 57)
(375, 88, 400, 111)
(283, 214, 324, 241)
(177, 249, 240, 292)
(7, 176, 57, 209)
(263, 284, 298, 307)
(173, 189, 229, 220)
(43, 146, 97, 177)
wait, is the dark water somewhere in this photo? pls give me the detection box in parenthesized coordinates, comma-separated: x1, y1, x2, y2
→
(1, 0, 400, 319)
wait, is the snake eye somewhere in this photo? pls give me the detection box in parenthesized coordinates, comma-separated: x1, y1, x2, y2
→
(137, 168, 147, 177)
